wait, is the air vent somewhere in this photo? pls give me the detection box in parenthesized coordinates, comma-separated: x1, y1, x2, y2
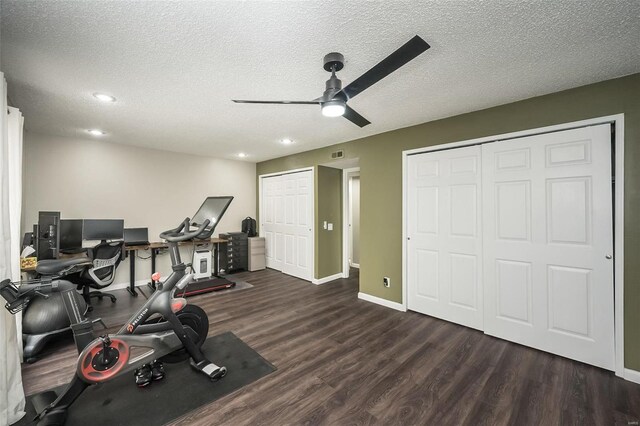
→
(331, 150, 344, 159)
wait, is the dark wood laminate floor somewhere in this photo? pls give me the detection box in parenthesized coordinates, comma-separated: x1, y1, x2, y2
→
(21, 268, 640, 425)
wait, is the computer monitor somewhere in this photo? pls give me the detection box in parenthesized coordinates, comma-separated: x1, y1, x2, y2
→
(124, 228, 149, 246)
(83, 219, 124, 241)
(59, 219, 83, 250)
(191, 196, 234, 236)
(38, 211, 60, 260)
(22, 232, 33, 250)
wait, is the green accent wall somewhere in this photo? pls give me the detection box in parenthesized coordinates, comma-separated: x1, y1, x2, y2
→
(257, 73, 640, 369)
(315, 166, 343, 279)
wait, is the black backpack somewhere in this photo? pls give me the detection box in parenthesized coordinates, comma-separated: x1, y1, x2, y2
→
(242, 217, 257, 237)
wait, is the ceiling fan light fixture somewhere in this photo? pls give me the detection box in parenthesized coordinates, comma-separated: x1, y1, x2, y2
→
(321, 100, 346, 117)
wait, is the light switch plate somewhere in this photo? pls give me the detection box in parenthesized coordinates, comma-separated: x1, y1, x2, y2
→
(328, 223, 333, 231)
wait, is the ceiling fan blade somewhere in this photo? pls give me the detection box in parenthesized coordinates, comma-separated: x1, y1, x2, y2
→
(232, 100, 320, 105)
(343, 105, 371, 127)
(338, 35, 430, 101)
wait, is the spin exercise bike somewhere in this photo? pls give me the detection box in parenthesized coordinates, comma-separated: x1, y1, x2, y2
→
(0, 218, 227, 426)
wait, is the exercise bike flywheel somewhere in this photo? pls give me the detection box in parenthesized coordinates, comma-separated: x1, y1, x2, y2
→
(78, 338, 129, 383)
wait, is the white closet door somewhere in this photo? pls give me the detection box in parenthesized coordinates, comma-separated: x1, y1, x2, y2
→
(280, 171, 313, 280)
(263, 175, 284, 271)
(407, 146, 483, 330)
(482, 124, 614, 370)
(261, 170, 313, 281)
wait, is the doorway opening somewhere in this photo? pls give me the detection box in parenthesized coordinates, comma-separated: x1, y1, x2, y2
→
(343, 167, 360, 278)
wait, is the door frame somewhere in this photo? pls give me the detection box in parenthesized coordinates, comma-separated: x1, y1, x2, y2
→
(342, 167, 360, 278)
(258, 166, 315, 280)
(402, 113, 626, 379)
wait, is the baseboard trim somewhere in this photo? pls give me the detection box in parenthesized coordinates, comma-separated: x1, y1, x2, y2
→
(349, 263, 360, 269)
(110, 279, 150, 292)
(358, 292, 406, 312)
(312, 273, 343, 285)
(624, 368, 640, 384)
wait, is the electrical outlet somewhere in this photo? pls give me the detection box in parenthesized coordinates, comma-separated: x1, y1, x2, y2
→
(383, 277, 391, 288)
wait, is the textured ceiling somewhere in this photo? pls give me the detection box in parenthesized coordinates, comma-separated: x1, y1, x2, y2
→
(2, 1, 639, 162)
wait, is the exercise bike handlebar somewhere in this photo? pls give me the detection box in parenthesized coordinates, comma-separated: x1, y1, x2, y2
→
(161, 217, 189, 236)
(159, 217, 211, 243)
(1, 278, 77, 314)
(1, 279, 76, 297)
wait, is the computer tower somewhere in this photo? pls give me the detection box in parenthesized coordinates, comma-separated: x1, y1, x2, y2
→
(37, 211, 60, 260)
(193, 249, 212, 280)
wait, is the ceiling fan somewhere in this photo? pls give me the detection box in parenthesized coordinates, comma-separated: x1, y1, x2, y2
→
(232, 35, 430, 127)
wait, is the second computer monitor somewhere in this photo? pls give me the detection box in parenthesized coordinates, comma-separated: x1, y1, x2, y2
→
(83, 219, 124, 241)
(59, 219, 83, 250)
(124, 227, 149, 246)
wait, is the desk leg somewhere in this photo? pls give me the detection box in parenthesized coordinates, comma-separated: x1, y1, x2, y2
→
(148, 248, 157, 291)
(127, 250, 138, 297)
(213, 242, 218, 277)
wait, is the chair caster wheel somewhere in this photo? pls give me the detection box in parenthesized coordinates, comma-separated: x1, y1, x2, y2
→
(109, 297, 117, 304)
(87, 306, 94, 312)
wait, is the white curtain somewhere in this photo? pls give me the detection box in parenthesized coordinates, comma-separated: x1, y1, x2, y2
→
(0, 73, 26, 425)
(8, 106, 24, 359)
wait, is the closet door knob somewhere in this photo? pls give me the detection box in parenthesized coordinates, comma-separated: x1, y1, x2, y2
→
(605, 254, 612, 259)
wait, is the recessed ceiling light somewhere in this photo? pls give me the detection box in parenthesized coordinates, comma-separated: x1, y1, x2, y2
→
(87, 129, 105, 136)
(93, 93, 116, 103)
(281, 138, 294, 145)
(238, 152, 247, 158)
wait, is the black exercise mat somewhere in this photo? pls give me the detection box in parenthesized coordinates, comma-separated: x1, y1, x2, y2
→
(17, 332, 275, 426)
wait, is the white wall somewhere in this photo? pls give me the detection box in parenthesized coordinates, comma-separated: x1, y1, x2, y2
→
(22, 131, 256, 288)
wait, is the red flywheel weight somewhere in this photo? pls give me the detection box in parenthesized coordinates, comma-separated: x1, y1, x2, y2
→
(77, 338, 130, 383)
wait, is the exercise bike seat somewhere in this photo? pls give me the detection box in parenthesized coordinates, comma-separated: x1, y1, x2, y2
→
(36, 258, 93, 275)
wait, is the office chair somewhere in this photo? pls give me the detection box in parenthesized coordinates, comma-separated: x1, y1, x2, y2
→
(78, 240, 125, 310)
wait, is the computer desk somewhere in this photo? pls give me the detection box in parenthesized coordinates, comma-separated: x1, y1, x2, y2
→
(124, 237, 227, 296)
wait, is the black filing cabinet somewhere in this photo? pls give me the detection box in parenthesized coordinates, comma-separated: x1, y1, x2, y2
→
(218, 232, 248, 273)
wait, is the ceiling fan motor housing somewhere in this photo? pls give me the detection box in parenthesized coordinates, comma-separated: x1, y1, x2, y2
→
(323, 52, 344, 72)
(233, 36, 429, 128)
(325, 74, 342, 91)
